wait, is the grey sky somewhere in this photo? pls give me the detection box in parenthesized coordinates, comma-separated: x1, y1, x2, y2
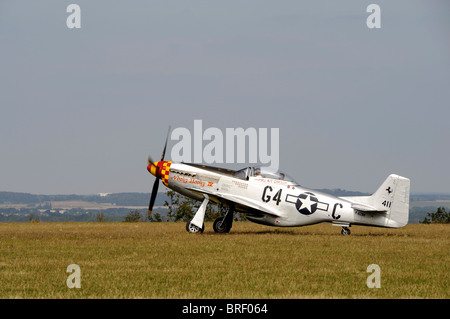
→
(1, 1, 449, 195)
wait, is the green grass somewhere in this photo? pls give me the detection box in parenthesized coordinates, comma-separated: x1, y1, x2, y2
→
(0, 222, 448, 298)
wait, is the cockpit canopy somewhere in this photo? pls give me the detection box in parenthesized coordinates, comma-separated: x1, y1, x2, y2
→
(234, 166, 297, 183)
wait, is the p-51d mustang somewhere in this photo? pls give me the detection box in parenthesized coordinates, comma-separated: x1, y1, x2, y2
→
(146, 130, 410, 235)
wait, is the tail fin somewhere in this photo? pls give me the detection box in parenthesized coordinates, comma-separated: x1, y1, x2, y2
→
(342, 174, 410, 228)
(372, 174, 410, 227)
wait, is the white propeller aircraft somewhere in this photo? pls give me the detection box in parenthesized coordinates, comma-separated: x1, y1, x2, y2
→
(146, 129, 410, 235)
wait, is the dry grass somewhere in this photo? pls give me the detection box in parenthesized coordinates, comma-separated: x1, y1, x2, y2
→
(0, 222, 448, 299)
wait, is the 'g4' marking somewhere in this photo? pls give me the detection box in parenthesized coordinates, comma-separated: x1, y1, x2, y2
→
(261, 186, 282, 206)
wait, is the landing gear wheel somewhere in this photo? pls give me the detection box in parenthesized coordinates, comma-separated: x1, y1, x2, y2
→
(341, 227, 351, 236)
(213, 204, 234, 233)
(213, 218, 231, 233)
(186, 221, 204, 233)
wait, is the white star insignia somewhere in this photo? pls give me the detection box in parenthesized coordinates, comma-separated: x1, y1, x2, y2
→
(298, 194, 315, 213)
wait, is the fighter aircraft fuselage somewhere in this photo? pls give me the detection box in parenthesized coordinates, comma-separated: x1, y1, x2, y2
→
(148, 161, 410, 234)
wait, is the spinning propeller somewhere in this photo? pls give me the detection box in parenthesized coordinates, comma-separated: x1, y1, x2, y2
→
(147, 126, 171, 217)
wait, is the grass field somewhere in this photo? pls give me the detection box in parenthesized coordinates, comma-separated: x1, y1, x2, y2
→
(0, 222, 448, 299)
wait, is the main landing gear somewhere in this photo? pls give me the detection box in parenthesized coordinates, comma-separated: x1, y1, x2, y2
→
(186, 199, 234, 234)
(186, 221, 204, 233)
(213, 205, 234, 233)
(186, 196, 209, 233)
(341, 227, 351, 236)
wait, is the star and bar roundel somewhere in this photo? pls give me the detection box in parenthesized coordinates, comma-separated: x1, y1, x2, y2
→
(286, 192, 329, 215)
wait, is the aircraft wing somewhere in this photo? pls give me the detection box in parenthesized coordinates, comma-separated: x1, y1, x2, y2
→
(185, 186, 281, 217)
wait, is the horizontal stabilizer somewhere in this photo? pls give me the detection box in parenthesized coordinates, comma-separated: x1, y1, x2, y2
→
(351, 203, 387, 213)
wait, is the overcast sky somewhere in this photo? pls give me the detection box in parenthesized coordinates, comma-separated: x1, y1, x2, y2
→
(1, 1, 449, 195)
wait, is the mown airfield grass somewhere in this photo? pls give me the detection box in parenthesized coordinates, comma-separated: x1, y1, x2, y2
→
(0, 222, 448, 299)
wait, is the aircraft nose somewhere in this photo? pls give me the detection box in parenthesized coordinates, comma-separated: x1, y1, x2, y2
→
(147, 161, 172, 186)
(147, 161, 160, 178)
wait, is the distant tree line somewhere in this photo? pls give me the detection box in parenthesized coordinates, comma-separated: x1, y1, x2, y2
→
(123, 210, 145, 222)
(125, 191, 222, 223)
(147, 190, 246, 223)
(0, 191, 168, 207)
(420, 207, 450, 224)
(0, 207, 160, 222)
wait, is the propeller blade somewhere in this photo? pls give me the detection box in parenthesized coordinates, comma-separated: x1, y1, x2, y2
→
(148, 172, 160, 216)
(148, 125, 171, 218)
(160, 125, 171, 161)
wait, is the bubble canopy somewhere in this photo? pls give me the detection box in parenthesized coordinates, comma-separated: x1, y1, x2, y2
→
(234, 166, 297, 183)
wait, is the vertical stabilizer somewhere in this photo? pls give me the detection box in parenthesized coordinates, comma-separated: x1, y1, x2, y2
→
(369, 174, 411, 227)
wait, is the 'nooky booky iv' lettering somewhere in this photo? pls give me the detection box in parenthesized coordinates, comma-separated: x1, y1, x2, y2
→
(170, 120, 279, 171)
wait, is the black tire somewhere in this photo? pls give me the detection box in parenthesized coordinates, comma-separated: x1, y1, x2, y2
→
(213, 218, 230, 233)
(341, 227, 351, 236)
